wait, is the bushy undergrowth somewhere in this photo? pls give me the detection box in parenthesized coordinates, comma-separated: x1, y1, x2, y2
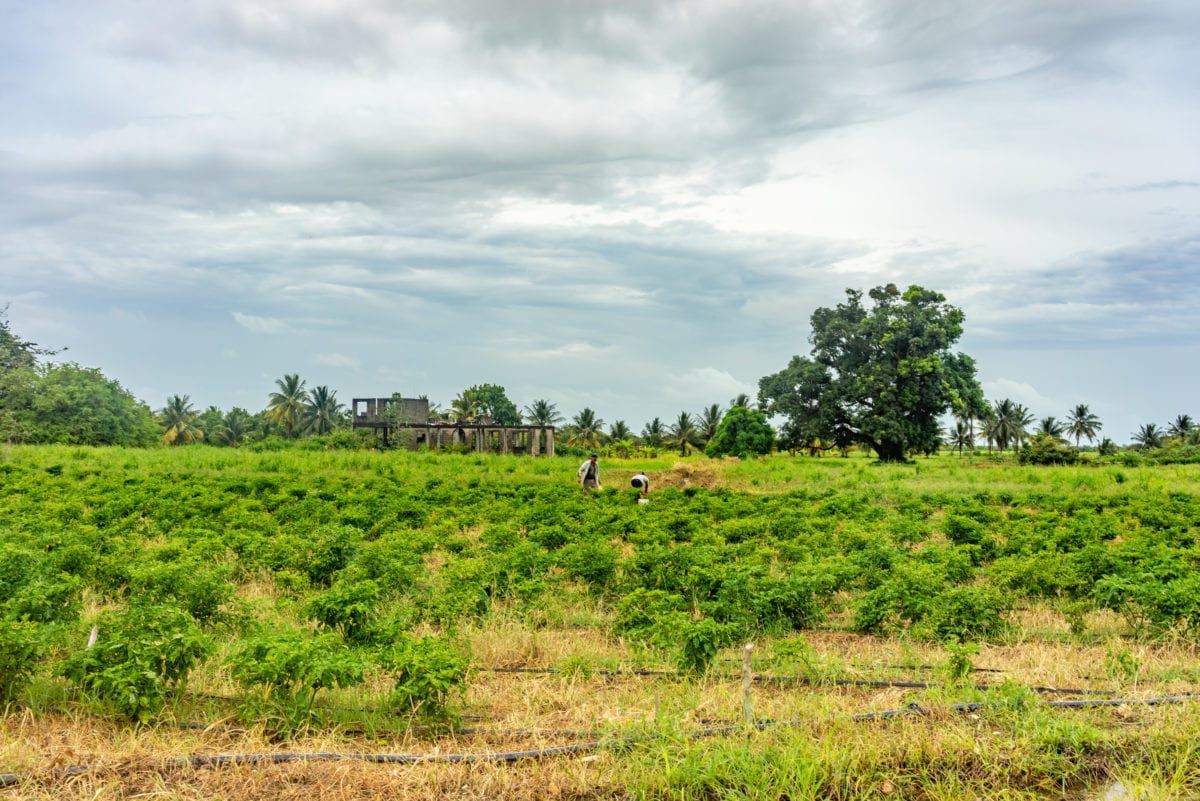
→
(1, 445, 1198, 730)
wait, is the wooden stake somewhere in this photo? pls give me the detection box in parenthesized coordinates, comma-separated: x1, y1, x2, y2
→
(742, 642, 754, 725)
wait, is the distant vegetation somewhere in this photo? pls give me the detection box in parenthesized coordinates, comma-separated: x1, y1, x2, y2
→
(3, 293, 1195, 459)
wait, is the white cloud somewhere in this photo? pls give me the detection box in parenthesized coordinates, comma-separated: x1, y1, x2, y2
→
(981, 378, 1055, 411)
(663, 367, 755, 406)
(527, 342, 614, 359)
(232, 311, 287, 334)
(313, 352, 360, 369)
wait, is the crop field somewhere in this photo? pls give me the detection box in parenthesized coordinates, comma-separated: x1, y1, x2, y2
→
(3, 444, 1200, 800)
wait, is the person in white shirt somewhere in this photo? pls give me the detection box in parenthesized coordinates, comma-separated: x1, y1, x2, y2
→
(577, 453, 600, 492)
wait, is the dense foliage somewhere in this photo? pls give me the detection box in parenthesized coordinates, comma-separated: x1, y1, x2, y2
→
(759, 284, 981, 461)
(2, 445, 1199, 733)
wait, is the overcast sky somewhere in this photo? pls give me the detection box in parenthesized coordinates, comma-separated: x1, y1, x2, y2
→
(3, 0, 1198, 444)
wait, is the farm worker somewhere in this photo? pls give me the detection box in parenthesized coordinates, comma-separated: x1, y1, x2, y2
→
(578, 453, 601, 492)
(631, 471, 650, 498)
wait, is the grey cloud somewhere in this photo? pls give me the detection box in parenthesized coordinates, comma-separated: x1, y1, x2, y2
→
(966, 235, 1200, 344)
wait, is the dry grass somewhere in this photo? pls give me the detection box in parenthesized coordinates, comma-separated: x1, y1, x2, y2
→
(11, 622, 1200, 800)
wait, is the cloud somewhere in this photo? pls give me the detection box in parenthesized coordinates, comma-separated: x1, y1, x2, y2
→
(232, 311, 287, 334)
(526, 342, 615, 359)
(981, 378, 1056, 410)
(313, 352, 360, 369)
(663, 367, 756, 407)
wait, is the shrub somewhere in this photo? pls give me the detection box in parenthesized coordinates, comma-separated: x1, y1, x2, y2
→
(614, 588, 690, 649)
(678, 618, 739, 674)
(1017, 435, 1081, 465)
(921, 586, 1009, 642)
(227, 630, 364, 734)
(59, 603, 211, 722)
(304, 579, 382, 643)
(0, 620, 47, 702)
(378, 634, 469, 723)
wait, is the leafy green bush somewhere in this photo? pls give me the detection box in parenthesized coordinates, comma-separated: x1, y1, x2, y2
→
(920, 586, 1009, 642)
(227, 630, 365, 734)
(126, 558, 233, 625)
(59, 603, 211, 722)
(378, 634, 469, 723)
(678, 618, 739, 674)
(614, 588, 690, 649)
(558, 540, 618, 589)
(0, 620, 47, 702)
(1017, 435, 1081, 465)
(304, 579, 381, 642)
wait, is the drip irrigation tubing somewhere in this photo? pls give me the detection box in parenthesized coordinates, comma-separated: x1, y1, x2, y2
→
(477, 665, 1113, 695)
(6, 692, 1200, 789)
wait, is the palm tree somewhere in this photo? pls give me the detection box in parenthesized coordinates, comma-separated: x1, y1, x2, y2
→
(1167, 414, 1194, 441)
(609, 420, 631, 441)
(697, 403, 723, 445)
(1013, 403, 1035, 449)
(1132, 423, 1164, 450)
(214, 407, 252, 447)
(988, 399, 1019, 452)
(948, 420, 972, 456)
(524, 398, 564, 427)
(567, 408, 605, 449)
(450, 389, 481, 422)
(641, 417, 665, 448)
(267, 374, 309, 438)
(729, 393, 754, 410)
(669, 411, 699, 456)
(1066, 404, 1102, 448)
(1035, 416, 1066, 444)
(303, 385, 345, 435)
(160, 394, 203, 445)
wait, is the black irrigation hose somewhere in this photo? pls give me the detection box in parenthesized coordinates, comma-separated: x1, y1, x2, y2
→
(478, 665, 1113, 696)
(7, 693, 1200, 789)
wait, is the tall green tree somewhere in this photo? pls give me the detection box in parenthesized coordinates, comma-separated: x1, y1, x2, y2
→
(524, 398, 564, 427)
(1013, 403, 1035, 449)
(758, 284, 976, 461)
(948, 420, 972, 455)
(450, 389, 481, 422)
(465, 384, 521, 425)
(1035, 416, 1066, 443)
(668, 411, 699, 456)
(728, 393, 753, 409)
(944, 353, 987, 454)
(1066, 404, 1102, 448)
(640, 417, 665, 448)
(1168, 414, 1194, 441)
(704, 406, 773, 458)
(609, 420, 631, 441)
(1132, 423, 1164, 450)
(303, 385, 345, 435)
(20, 363, 157, 447)
(1, 308, 53, 442)
(697, 404, 723, 445)
(160, 394, 204, 446)
(198, 405, 224, 441)
(567, 408, 605, 449)
(213, 407, 253, 447)
(267, 374, 309, 438)
(987, 399, 1021, 452)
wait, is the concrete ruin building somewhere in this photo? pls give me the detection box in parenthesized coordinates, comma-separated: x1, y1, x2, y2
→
(351, 397, 555, 456)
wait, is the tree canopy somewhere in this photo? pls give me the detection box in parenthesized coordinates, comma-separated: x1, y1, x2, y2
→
(758, 284, 979, 461)
(704, 405, 774, 458)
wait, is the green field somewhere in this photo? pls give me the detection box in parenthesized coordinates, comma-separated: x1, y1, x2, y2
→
(3, 444, 1200, 799)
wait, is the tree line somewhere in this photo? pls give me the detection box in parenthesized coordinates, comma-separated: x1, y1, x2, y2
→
(3, 295, 1194, 459)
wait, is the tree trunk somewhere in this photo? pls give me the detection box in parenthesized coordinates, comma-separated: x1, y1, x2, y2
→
(875, 439, 907, 462)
